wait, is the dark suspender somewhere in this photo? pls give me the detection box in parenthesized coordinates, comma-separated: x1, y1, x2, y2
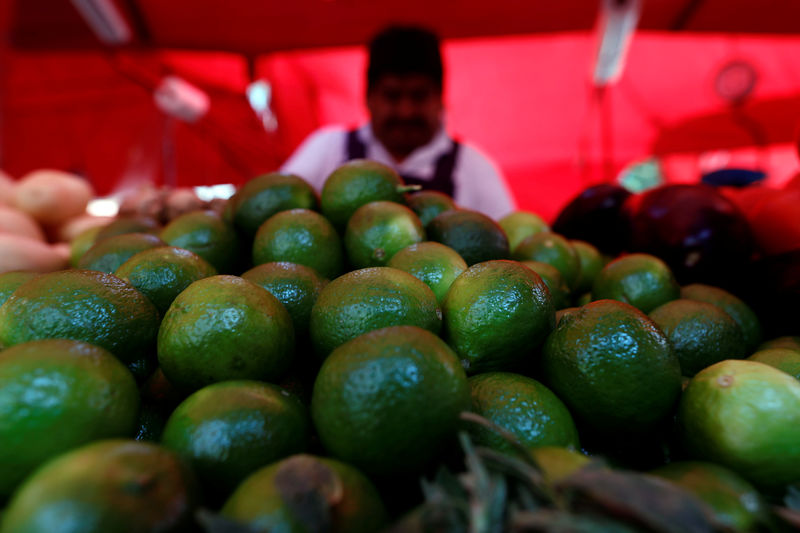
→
(346, 128, 367, 160)
(345, 128, 459, 197)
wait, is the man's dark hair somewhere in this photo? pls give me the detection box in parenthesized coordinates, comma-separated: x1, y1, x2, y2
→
(367, 26, 444, 91)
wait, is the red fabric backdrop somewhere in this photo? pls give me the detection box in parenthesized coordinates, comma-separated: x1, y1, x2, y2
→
(3, 32, 800, 220)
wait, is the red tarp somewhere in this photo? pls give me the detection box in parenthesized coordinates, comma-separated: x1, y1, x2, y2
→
(11, 0, 800, 53)
(3, 2, 800, 220)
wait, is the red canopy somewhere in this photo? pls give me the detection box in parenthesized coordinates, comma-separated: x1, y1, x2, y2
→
(11, 0, 800, 52)
(3, 1, 800, 220)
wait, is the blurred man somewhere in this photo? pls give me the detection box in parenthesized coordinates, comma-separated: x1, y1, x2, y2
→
(281, 26, 515, 220)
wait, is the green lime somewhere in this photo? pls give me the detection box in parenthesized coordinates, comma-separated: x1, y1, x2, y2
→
(241, 262, 328, 336)
(427, 209, 509, 266)
(443, 260, 554, 373)
(748, 348, 800, 379)
(157, 275, 294, 392)
(555, 306, 580, 326)
(161, 380, 310, 498)
(0, 440, 197, 533)
(344, 201, 425, 268)
(160, 210, 242, 274)
(309, 267, 441, 359)
(758, 336, 800, 353)
(0, 340, 139, 498)
(521, 260, 571, 310)
(0, 270, 160, 373)
(387, 242, 467, 305)
(679, 360, 800, 489)
(228, 172, 319, 237)
(651, 461, 768, 532)
(592, 253, 680, 313)
(252, 208, 344, 280)
(649, 299, 746, 376)
(468, 372, 580, 454)
(512, 232, 581, 291)
(222, 454, 386, 533)
(114, 246, 217, 316)
(681, 283, 763, 353)
(78, 233, 165, 273)
(0, 271, 38, 308)
(571, 240, 605, 295)
(529, 447, 592, 485)
(321, 160, 409, 229)
(69, 225, 104, 267)
(542, 299, 681, 433)
(311, 326, 469, 476)
(94, 216, 161, 242)
(405, 190, 457, 227)
(499, 211, 549, 252)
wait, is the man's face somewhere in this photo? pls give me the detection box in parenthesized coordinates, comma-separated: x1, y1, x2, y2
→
(367, 74, 443, 159)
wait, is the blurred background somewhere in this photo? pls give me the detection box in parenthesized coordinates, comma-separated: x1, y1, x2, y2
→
(2, 0, 800, 219)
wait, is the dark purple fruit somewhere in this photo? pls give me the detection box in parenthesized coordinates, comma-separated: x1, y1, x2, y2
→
(552, 184, 632, 256)
(625, 184, 753, 288)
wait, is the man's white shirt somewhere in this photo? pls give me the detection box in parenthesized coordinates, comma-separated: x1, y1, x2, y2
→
(280, 124, 516, 220)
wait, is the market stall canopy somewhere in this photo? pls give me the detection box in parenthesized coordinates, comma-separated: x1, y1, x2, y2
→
(3, 0, 800, 220)
(9, 0, 800, 53)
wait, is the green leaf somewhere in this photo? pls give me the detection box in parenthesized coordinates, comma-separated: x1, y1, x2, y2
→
(419, 477, 469, 529)
(460, 432, 491, 492)
(785, 484, 800, 511)
(515, 485, 542, 512)
(424, 467, 468, 502)
(558, 469, 720, 533)
(460, 411, 539, 465)
(273, 455, 343, 533)
(475, 446, 554, 505)
(773, 506, 800, 530)
(485, 473, 508, 533)
(458, 432, 510, 533)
